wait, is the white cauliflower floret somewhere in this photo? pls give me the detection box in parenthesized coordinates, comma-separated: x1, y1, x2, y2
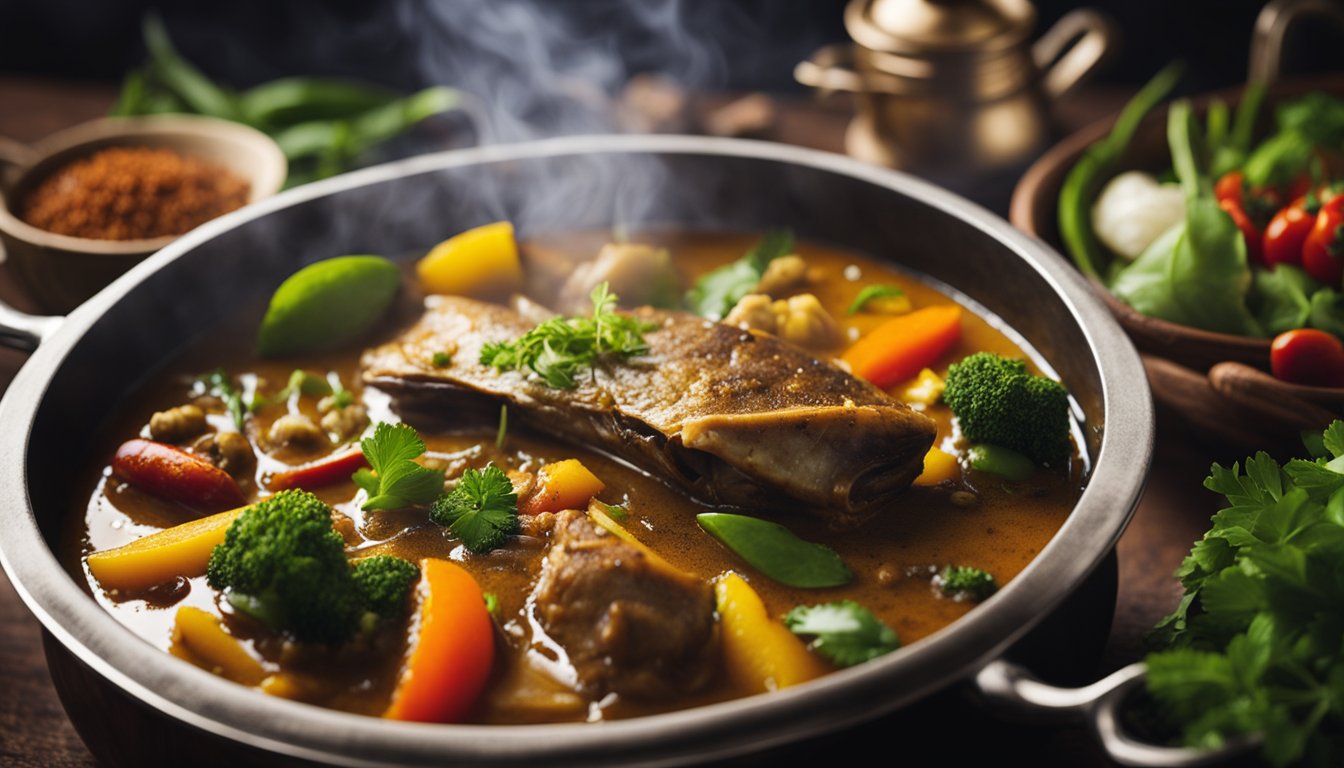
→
(1091, 171, 1186, 261)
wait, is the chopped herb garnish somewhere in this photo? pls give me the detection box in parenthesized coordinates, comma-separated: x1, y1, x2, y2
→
(483, 592, 500, 616)
(249, 369, 334, 413)
(198, 369, 245, 431)
(432, 351, 453, 367)
(495, 405, 508, 450)
(1144, 420, 1344, 767)
(479, 282, 653, 389)
(328, 373, 355, 409)
(846, 284, 909, 315)
(429, 464, 519, 553)
(935, 565, 998, 601)
(784, 601, 901, 667)
(353, 422, 445, 511)
(594, 500, 628, 522)
(684, 230, 793, 320)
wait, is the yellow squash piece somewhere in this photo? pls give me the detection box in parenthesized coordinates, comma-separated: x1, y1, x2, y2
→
(714, 572, 830, 693)
(170, 606, 267, 686)
(523, 459, 606, 515)
(902, 367, 946, 406)
(86, 506, 245, 592)
(913, 446, 960, 487)
(417, 221, 523, 299)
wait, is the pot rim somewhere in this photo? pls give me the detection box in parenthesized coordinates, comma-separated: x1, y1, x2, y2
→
(0, 134, 1153, 766)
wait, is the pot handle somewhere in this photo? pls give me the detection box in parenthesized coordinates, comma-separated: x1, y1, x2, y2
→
(1249, 0, 1344, 82)
(974, 660, 1260, 767)
(0, 135, 37, 193)
(794, 44, 871, 95)
(0, 300, 63, 352)
(1033, 9, 1117, 100)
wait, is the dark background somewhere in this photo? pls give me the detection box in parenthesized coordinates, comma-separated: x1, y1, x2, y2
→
(0, 0, 1336, 99)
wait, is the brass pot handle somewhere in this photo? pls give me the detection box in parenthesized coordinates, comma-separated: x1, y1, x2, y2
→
(1033, 9, 1117, 100)
(1249, 0, 1344, 82)
(794, 44, 870, 95)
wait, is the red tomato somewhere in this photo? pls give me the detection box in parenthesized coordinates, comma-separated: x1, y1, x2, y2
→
(1262, 196, 1317, 268)
(1219, 198, 1265, 265)
(1214, 170, 1245, 205)
(1270, 329, 1344, 387)
(1302, 195, 1344, 284)
(1215, 170, 1275, 265)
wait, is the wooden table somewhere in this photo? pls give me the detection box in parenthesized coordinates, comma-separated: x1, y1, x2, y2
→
(0, 76, 1222, 767)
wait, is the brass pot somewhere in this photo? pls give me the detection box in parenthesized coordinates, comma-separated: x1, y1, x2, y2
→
(797, 0, 1114, 184)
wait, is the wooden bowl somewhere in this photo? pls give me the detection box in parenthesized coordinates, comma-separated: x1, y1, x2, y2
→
(0, 115, 286, 313)
(1011, 74, 1344, 453)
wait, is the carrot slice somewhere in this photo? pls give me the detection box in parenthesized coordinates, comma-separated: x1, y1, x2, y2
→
(266, 447, 369, 491)
(384, 559, 495, 723)
(841, 304, 963, 388)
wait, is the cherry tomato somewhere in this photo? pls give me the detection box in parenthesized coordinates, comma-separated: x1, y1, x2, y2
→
(1214, 170, 1277, 265)
(1263, 195, 1318, 269)
(1270, 329, 1344, 387)
(1302, 194, 1344, 284)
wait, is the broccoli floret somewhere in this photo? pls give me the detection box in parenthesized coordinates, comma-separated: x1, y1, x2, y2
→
(936, 565, 998, 601)
(352, 555, 419, 622)
(206, 489, 362, 644)
(942, 352, 1071, 466)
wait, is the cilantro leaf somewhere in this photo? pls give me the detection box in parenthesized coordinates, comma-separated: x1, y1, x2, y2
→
(1146, 420, 1344, 766)
(480, 282, 653, 389)
(784, 601, 900, 667)
(846, 284, 908, 315)
(198, 369, 245, 431)
(684, 230, 793, 320)
(935, 565, 998, 601)
(356, 422, 445, 511)
(429, 464, 519, 553)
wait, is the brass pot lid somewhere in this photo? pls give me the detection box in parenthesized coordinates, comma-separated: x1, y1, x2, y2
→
(846, 0, 1036, 55)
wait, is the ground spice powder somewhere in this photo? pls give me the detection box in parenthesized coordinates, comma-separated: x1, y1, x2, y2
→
(20, 146, 250, 240)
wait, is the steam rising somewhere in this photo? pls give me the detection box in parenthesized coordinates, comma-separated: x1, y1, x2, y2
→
(390, 0, 746, 235)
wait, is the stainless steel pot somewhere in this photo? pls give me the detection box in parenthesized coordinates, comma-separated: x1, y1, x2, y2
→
(0, 135, 1156, 766)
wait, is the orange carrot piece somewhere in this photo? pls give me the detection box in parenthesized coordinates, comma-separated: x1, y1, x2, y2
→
(384, 559, 495, 723)
(266, 447, 369, 491)
(841, 305, 963, 388)
(519, 459, 605, 516)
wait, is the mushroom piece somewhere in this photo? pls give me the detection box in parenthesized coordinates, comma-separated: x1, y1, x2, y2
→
(148, 404, 208, 443)
(723, 292, 842, 350)
(557, 243, 681, 313)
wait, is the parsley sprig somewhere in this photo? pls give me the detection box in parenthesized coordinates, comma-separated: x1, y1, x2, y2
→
(430, 464, 519, 553)
(479, 282, 653, 389)
(1145, 421, 1344, 766)
(352, 422, 445, 511)
(784, 601, 901, 667)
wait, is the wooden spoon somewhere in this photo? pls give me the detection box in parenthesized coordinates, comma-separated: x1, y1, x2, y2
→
(1207, 361, 1341, 429)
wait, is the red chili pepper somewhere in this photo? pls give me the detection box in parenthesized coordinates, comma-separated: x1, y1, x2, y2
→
(1262, 195, 1319, 269)
(1214, 170, 1245, 205)
(1270, 329, 1344, 387)
(112, 439, 246, 513)
(1301, 194, 1344, 284)
(266, 447, 369, 492)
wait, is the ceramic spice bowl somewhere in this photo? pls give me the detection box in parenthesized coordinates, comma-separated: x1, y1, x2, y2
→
(0, 115, 286, 314)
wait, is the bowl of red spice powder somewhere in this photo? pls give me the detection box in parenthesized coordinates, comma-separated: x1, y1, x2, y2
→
(0, 115, 285, 312)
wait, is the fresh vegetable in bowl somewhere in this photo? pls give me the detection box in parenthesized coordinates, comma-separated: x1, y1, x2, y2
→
(1058, 68, 1344, 384)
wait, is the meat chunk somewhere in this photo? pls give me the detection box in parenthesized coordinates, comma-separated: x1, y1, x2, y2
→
(530, 509, 717, 700)
(362, 296, 937, 529)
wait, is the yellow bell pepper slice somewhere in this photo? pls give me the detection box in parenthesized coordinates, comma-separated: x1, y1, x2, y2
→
(170, 606, 267, 686)
(914, 446, 960, 487)
(86, 506, 245, 592)
(714, 572, 830, 693)
(417, 221, 523, 299)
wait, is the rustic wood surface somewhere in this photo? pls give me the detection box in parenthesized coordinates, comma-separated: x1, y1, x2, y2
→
(0, 76, 1220, 767)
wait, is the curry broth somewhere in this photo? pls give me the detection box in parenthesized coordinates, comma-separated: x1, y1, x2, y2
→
(65, 232, 1083, 723)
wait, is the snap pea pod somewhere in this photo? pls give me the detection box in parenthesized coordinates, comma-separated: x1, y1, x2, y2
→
(270, 86, 460, 163)
(1057, 63, 1183, 279)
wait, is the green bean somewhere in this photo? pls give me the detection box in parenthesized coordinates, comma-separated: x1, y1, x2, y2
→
(239, 78, 399, 128)
(966, 443, 1035, 481)
(1057, 62, 1183, 279)
(141, 15, 239, 121)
